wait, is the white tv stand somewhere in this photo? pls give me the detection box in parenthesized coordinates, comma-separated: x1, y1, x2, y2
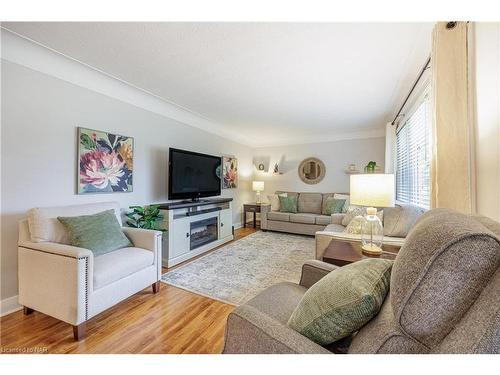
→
(158, 198, 233, 267)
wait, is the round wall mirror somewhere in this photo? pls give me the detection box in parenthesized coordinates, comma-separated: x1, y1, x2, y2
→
(298, 157, 326, 184)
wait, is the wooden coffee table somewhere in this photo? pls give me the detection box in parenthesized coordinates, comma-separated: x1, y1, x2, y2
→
(322, 239, 400, 267)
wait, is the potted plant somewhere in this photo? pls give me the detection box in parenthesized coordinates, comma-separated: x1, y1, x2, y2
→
(364, 161, 377, 173)
(126, 204, 165, 231)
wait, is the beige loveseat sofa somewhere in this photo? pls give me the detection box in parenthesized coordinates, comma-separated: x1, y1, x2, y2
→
(223, 209, 500, 354)
(261, 192, 349, 236)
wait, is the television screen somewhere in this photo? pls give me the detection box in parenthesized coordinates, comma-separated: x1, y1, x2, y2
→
(168, 148, 221, 200)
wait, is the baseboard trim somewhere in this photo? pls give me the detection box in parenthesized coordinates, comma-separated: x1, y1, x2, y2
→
(1, 295, 22, 317)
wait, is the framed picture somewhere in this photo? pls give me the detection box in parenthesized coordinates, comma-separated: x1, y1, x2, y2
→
(222, 156, 238, 189)
(77, 127, 134, 194)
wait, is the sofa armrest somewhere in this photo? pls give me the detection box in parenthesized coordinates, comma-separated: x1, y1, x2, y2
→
(223, 304, 330, 354)
(18, 244, 92, 325)
(299, 260, 338, 288)
(331, 213, 345, 225)
(122, 227, 162, 252)
(18, 241, 93, 259)
(260, 204, 271, 230)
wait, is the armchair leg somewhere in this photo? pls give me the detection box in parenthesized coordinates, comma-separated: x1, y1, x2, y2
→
(23, 306, 34, 315)
(152, 281, 161, 294)
(73, 323, 86, 341)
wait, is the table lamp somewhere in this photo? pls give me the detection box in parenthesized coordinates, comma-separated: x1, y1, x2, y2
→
(252, 181, 265, 203)
(350, 174, 395, 254)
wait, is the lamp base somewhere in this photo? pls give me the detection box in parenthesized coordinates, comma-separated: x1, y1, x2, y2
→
(361, 243, 383, 255)
(255, 192, 261, 204)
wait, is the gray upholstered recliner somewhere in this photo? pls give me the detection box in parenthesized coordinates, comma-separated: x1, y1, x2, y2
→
(223, 209, 500, 354)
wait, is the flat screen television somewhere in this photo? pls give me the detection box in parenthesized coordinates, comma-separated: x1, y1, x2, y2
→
(168, 148, 222, 201)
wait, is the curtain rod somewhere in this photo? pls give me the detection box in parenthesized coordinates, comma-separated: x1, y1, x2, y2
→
(391, 56, 431, 126)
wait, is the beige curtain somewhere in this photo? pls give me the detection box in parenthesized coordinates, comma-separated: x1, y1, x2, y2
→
(431, 22, 475, 214)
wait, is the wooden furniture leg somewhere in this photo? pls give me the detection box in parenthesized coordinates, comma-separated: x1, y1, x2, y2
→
(152, 281, 161, 294)
(73, 323, 86, 341)
(23, 306, 34, 315)
(253, 211, 257, 228)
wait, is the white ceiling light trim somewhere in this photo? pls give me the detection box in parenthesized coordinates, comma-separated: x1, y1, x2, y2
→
(1, 28, 252, 146)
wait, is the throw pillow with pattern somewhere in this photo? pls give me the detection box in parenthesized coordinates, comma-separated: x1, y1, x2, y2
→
(323, 197, 346, 215)
(343, 215, 365, 234)
(279, 195, 298, 213)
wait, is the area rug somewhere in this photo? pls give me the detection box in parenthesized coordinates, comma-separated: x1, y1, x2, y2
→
(161, 231, 315, 305)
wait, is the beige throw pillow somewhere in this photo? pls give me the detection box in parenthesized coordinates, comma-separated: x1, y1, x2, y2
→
(344, 216, 365, 234)
(267, 193, 287, 211)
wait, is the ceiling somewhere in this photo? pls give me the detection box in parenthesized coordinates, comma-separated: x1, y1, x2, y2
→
(3, 22, 433, 147)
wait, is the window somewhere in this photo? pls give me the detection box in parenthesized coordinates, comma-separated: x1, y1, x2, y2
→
(396, 93, 432, 209)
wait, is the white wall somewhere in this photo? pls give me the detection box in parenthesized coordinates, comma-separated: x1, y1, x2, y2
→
(472, 23, 500, 221)
(0, 60, 254, 305)
(253, 137, 385, 198)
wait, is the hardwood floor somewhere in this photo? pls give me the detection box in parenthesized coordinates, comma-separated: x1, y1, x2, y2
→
(0, 226, 259, 354)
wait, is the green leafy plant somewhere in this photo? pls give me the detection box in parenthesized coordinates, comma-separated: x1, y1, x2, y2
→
(365, 161, 377, 173)
(126, 204, 165, 231)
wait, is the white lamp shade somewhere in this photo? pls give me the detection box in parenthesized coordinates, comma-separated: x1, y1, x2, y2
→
(350, 174, 395, 207)
(252, 181, 265, 192)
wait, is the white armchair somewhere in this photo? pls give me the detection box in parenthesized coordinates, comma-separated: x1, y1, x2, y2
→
(18, 202, 162, 340)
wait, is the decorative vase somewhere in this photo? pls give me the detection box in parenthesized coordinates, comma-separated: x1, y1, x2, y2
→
(361, 208, 384, 254)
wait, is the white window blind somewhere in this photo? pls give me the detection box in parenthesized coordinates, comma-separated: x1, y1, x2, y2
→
(396, 94, 431, 209)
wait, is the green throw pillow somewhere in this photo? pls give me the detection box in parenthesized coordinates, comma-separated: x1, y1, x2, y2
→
(279, 195, 298, 213)
(323, 197, 346, 215)
(58, 209, 132, 256)
(288, 258, 393, 345)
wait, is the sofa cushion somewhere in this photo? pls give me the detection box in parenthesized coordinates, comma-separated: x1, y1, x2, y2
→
(334, 193, 350, 213)
(344, 216, 365, 234)
(383, 204, 425, 237)
(348, 297, 429, 354)
(472, 215, 500, 238)
(246, 282, 307, 324)
(27, 202, 122, 243)
(267, 212, 290, 222)
(290, 213, 316, 225)
(93, 247, 154, 290)
(298, 193, 322, 214)
(288, 259, 393, 345)
(58, 210, 132, 256)
(391, 208, 500, 348)
(268, 193, 287, 211)
(323, 197, 346, 215)
(315, 215, 332, 226)
(341, 207, 366, 226)
(279, 195, 298, 213)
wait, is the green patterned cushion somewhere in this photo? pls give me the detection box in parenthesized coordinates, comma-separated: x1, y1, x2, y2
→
(323, 197, 346, 215)
(279, 195, 298, 213)
(58, 209, 132, 256)
(288, 258, 393, 345)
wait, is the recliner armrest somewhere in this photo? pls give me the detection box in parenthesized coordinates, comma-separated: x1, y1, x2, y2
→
(18, 241, 93, 259)
(122, 227, 162, 252)
(223, 304, 330, 354)
(299, 260, 338, 288)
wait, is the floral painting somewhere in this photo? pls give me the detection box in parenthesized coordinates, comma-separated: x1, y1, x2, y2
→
(78, 127, 133, 194)
(222, 156, 238, 189)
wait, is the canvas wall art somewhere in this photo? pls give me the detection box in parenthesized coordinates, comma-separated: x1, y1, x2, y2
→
(78, 127, 134, 194)
(222, 156, 238, 189)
